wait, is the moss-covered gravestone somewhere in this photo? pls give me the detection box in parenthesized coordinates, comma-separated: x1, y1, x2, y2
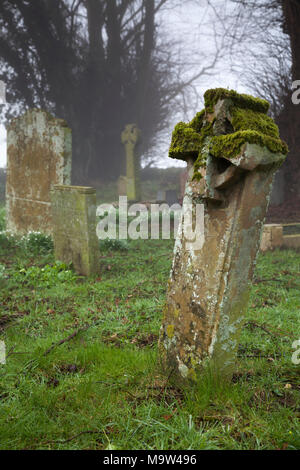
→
(51, 185, 99, 276)
(159, 88, 288, 381)
(121, 124, 141, 201)
(6, 109, 72, 234)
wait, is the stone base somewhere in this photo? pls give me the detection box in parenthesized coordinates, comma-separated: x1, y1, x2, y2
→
(260, 224, 283, 252)
(260, 223, 300, 251)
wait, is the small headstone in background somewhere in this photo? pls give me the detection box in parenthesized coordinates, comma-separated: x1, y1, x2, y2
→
(51, 185, 99, 276)
(260, 224, 283, 251)
(156, 190, 166, 202)
(121, 124, 141, 201)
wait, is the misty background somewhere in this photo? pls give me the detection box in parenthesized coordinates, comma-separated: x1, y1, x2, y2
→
(0, 0, 299, 214)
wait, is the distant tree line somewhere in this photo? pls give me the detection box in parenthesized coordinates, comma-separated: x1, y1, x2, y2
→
(0, 0, 220, 183)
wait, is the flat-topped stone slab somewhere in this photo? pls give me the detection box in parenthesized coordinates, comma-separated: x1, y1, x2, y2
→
(51, 185, 99, 276)
(260, 224, 283, 252)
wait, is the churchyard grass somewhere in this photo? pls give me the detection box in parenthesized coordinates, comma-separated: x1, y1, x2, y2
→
(0, 205, 299, 450)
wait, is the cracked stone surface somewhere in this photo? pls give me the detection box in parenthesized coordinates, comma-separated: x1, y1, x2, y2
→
(159, 90, 288, 380)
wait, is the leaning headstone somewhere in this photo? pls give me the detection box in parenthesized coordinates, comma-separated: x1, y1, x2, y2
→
(51, 185, 99, 276)
(6, 109, 71, 234)
(121, 124, 141, 201)
(282, 234, 300, 249)
(160, 88, 288, 380)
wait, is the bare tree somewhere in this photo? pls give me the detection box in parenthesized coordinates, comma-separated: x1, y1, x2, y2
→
(0, 0, 223, 182)
(211, 0, 300, 204)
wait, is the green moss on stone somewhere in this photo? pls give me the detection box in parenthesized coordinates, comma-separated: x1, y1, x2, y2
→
(204, 88, 269, 114)
(169, 112, 213, 180)
(189, 109, 205, 132)
(169, 122, 203, 161)
(230, 107, 278, 138)
(168, 88, 288, 180)
(166, 324, 175, 338)
(210, 130, 288, 160)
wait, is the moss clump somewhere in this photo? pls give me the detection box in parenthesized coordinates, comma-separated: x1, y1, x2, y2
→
(210, 104, 288, 160)
(210, 130, 288, 160)
(169, 121, 204, 161)
(168, 88, 288, 180)
(169, 112, 213, 178)
(188, 109, 205, 132)
(204, 88, 270, 114)
(166, 324, 175, 338)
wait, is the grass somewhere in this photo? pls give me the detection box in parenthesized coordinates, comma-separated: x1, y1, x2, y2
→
(0, 206, 299, 450)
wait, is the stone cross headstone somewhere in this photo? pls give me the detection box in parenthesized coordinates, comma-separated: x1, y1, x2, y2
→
(160, 88, 288, 381)
(0, 80, 6, 104)
(121, 124, 141, 201)
(51, 185, 99, 276)
(6, 109, 72, 234)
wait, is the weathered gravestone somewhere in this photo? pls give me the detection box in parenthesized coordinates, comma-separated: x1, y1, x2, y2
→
(121, 124, 141, 201)
(6, 109, 71, 234)
(51, 185, 99, 276)
(159, 88, 288, 380)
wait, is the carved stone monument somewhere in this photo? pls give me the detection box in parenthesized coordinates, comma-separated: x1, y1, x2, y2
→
(160, 88, 288, 380)
(6, 109, 71, 234)
(121, 124, 141, 201)
(51, 185, 99, 276)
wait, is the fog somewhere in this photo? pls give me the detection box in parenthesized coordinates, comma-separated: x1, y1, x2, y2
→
(0, 0, 249, 170)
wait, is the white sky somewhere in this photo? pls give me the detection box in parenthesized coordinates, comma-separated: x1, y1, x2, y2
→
(0, 1, 249, 169)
